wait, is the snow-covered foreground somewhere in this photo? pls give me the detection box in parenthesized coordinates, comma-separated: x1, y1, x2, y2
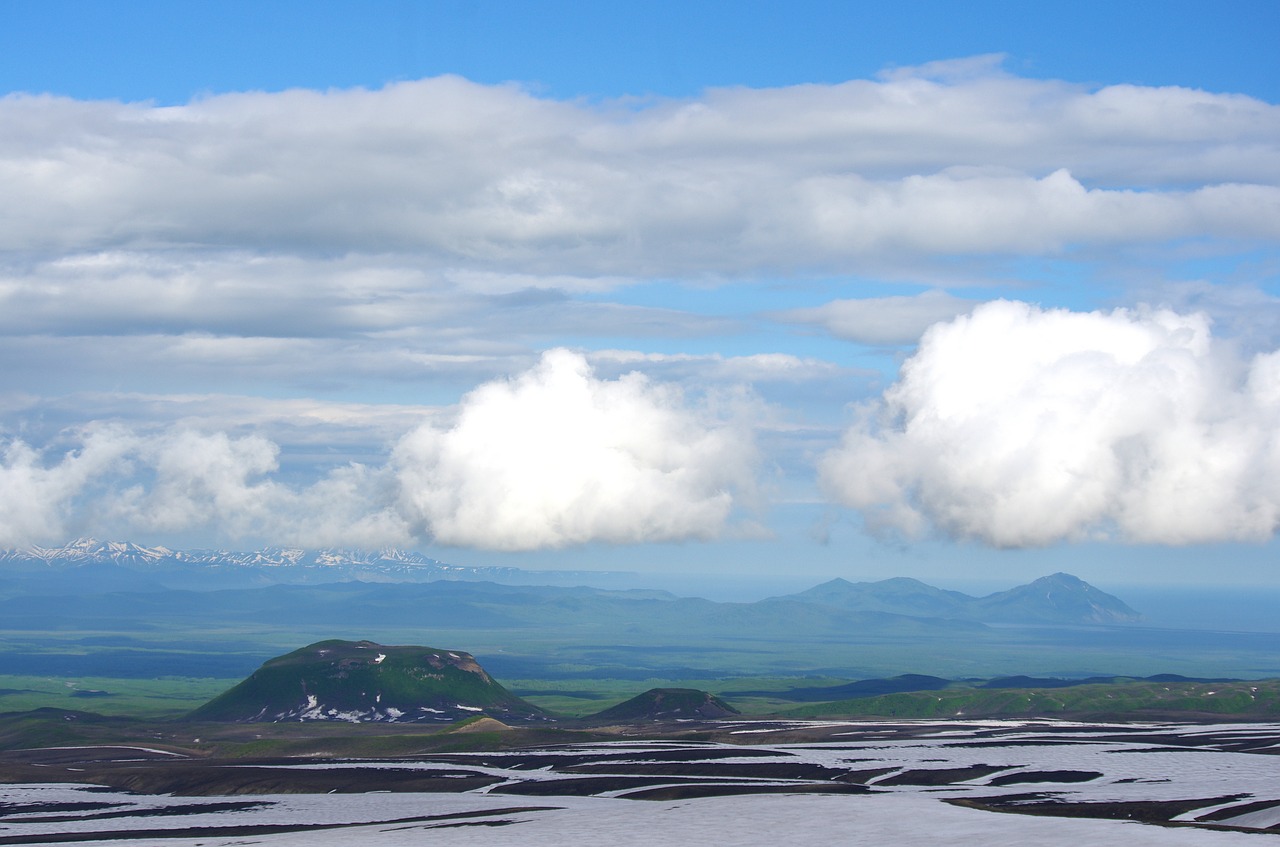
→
(3, 720, 1279, 845)
(0, 789, 1270, 847)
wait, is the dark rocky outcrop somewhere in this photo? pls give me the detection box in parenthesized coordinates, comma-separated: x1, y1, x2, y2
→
(585, 688, 739, 723)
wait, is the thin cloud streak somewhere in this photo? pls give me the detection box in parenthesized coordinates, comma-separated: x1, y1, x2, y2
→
(779, 290, 977, 345)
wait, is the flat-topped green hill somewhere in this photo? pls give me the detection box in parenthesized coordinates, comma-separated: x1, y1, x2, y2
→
(189, 640, 546, 723)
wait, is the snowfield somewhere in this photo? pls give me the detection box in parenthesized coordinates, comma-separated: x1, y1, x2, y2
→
(3, 720, 1279, 845)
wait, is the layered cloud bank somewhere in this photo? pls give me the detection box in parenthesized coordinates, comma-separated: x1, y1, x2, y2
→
(3, 57, 1277, 291)
(821, 301, 1280, 546)
(0, 352, 756, 550)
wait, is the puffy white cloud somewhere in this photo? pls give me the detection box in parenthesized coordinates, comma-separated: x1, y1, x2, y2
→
(0, 353, 759, 551)
(820, 300, 1280, 546)
(0, 427, 413, 549)
(394, 349, 758, 550)
(105, 430, 410, 547)
(781, 290, 977, 344)
(115, 430, 283, 534)
(0, 429, 134, 545)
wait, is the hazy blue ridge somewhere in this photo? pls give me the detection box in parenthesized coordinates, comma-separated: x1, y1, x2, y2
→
(774, 572, 1142, 625)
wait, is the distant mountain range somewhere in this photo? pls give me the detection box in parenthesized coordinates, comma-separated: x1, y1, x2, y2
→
(776, 573, 1142, 625)
(0, 538, 625, 589)
(0, 538, 1152, 682)
(0, 540, 1142, 630)
(0, 537, 497, 574)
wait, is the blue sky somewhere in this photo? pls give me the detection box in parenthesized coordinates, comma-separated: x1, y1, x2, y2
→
(5, 1, 1279, 103)
(1, 1, 1279, 591)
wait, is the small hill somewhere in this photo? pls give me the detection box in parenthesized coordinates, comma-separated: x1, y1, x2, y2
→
(442, 716, 513, 734)
(585, 688, 740, 723)
(189, 640, 545, 723)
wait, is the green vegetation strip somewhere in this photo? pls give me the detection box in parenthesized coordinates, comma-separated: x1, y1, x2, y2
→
(784, 680, 1280, 719)
(0, 676, 236, 719)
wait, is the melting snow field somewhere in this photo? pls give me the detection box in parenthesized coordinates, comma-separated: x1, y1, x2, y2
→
(3, 720, 1280, 845)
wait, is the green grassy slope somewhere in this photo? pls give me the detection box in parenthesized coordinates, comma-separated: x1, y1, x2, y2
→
(784, 679, 1280, 719)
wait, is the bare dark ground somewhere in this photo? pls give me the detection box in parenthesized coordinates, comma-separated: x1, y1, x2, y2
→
(0, 806, 559, 845)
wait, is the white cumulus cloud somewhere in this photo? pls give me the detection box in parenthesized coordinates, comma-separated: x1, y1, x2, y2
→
(820, 300, 1280, 546)
(0, 427, 413, 550)
(0, 429, 134, 545)
(393, 349, 758, 550)
(0, 352, 760, 551)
